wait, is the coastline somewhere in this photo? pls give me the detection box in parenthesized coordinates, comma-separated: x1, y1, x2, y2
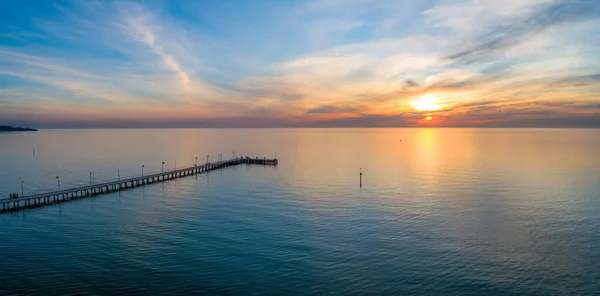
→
(0, 125, 38, 132)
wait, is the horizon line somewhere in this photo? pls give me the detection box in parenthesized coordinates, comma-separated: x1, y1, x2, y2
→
(4, 126, 600, 130)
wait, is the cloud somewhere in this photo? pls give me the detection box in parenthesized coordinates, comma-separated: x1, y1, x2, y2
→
(551, 73, 600, 87)
(1, 0, 599, 127)
(117, 3, 192, 91)
(534, 101, 600, 110)
(446, 112, 600, 128)
(306, 104, 362, 114)
(444, 0, 600, 60)
(0, 1, 223, 109)
(0, 50, 175, 108)
(302, 114, 417, 127)
(404, 79, 420, 87)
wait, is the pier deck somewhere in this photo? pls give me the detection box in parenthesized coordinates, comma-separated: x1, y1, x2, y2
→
(1, 157, 278, 213)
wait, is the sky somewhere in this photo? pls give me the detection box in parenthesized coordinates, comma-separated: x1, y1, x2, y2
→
(0, 0, 599, 128)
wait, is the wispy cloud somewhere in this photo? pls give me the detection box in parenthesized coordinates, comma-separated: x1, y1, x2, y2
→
(0, 0, 598, 127)
(117, 3, 192, 91)
(442, 0, 600, 61)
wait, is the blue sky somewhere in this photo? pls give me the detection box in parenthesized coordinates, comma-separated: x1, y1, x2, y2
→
(1, 0, 599, 128)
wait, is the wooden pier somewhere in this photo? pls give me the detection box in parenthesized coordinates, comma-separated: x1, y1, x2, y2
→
(1, 157, 278, 213)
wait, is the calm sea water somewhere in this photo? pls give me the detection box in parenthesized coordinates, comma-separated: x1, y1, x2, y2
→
(0, 128, 599, 295)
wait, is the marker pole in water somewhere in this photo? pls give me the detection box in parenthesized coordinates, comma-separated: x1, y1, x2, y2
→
(360, 168, 362, 188)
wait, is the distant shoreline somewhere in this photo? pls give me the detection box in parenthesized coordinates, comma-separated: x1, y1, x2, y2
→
(0, 125, 38, 132)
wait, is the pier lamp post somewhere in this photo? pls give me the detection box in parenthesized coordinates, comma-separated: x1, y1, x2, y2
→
(21, 180, 24, 197)
(162, 162, 164, 173)
(142, 165, 145, 177)
(175, 160, 177, 170)
(56, 176, 60, 191)
(206, 155, 209, 164)
(90, 171, 92, 185)
(195, 157, 198, 167)
(118, 170, 120, 181)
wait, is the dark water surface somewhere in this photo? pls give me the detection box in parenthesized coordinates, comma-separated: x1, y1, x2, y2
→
(0, 128, 599, 295)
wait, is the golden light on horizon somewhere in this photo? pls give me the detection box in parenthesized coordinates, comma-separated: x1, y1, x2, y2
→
(412, 95, 441, 112)
(418, 112, 439, 125)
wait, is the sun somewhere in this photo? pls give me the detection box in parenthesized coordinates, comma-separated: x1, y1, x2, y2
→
(411, 95, 441, 112)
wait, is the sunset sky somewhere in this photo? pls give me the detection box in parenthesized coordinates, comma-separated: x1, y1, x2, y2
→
(1, 0, 599, 128)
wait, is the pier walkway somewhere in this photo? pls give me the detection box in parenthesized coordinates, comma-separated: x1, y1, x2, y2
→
(1, 157, 278, 213)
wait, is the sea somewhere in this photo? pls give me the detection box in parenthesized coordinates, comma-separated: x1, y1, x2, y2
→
(0, 128, 599, 295)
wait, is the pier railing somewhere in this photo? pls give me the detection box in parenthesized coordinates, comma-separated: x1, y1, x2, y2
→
(1, 157, 278, 213)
